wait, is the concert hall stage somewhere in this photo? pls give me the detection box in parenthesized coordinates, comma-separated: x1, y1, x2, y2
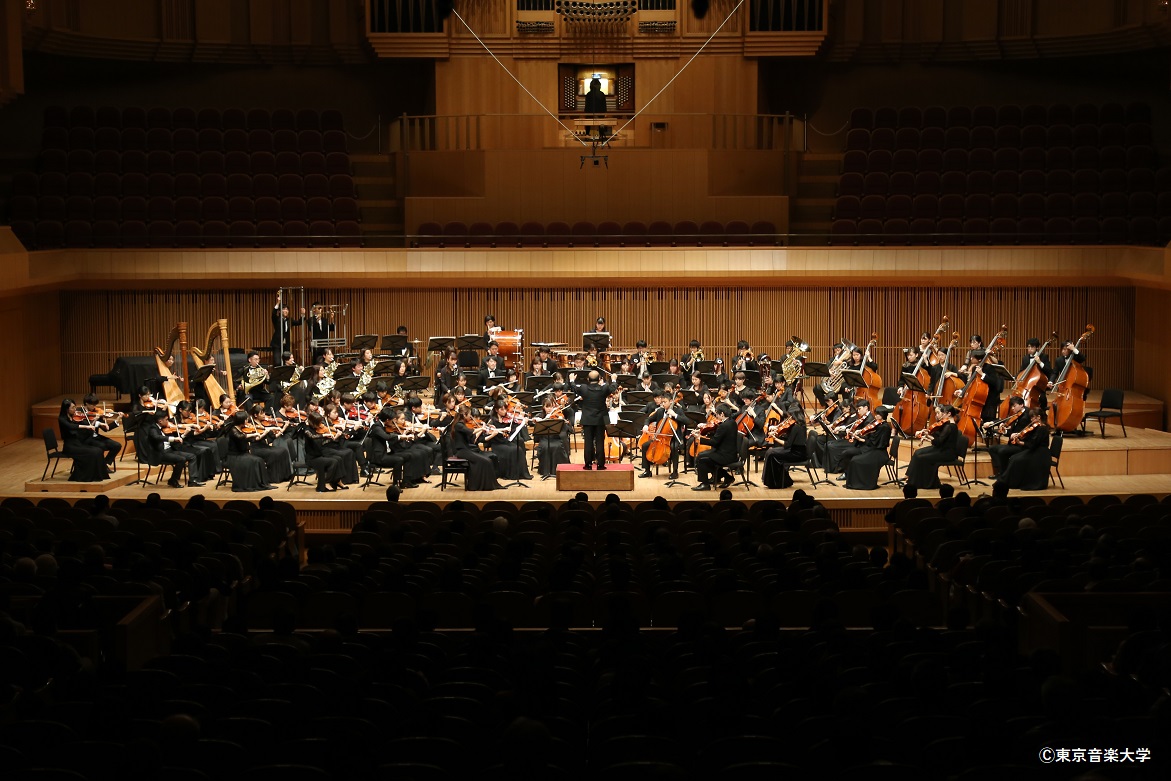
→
(6, 425, 1171, 542)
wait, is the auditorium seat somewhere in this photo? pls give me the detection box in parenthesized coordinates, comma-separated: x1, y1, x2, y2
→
(282, 220, 310, 247)
(119, 220, 147, 247)
(442, 221, 469, 247)
(64, 219, 92, 247)
(571, 221, 597, 246)
(518, 221, 549, 246)
(546, 221, 572, 247)
(198, 127, 224, 151)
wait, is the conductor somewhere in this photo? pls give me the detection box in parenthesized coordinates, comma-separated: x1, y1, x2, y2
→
(569, 369, 617, 470)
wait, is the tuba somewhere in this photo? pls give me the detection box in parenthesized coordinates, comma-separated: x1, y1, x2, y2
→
(820, 340, 856, 395)
(782, 337, 809, 384)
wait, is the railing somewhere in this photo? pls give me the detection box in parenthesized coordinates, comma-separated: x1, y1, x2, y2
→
(748, 0, 825, 33)
(390, 112, 799, 152)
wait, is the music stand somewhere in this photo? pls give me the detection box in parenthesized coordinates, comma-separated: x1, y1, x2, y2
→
(457, 334, 488, 352)
(678, 390, 699, 406)
(615, 374, 639, 390)
(459, 370, 482, 390)
(333, 376, 360, 395)
(648, 361, 672, 375)
(533, 418, 565, 480)
(428, 336, 455, 355)
(526, 375, 555, 394)
(625, 390, 653, 408)
(699, 372, 722, 389)
(894, 372, 929, 438)
(582, 332, 610, 352)
(738, 369, 762, 388)
(190, 364, 216, 386)
(652, 373, 681, 389)
(400, 375, 430, 397)
(350, 334, 378, 353)
(606, 419, 641, 467)
(483, 375, 510, 389)
(381, 334, 408, 357)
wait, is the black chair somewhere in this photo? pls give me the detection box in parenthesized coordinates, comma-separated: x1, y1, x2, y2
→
(440, 456, 469, 490)
(121, 412, 140, 462)
(1049, 431, 1065, 489)
(286, 438, 315, 491)
(42, 429, 73, 481)
(723, 434, 755, 491)
(882, 434, 904, 486)
(1081, 388, 1126, 437)
(940, 435, 971, 487)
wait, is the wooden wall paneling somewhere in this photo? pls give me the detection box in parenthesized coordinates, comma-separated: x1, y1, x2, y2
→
(56, 286, 1135, 400)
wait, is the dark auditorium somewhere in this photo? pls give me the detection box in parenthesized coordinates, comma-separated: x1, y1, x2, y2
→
(2, 0, 1171, 778)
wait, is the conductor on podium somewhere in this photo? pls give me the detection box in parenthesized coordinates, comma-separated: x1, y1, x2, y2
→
(570, 369, 617, 470)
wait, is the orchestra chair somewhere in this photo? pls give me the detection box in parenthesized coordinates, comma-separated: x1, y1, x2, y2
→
(287, 439, 316, 491)
(440, 456, 469, 490)
(940, 435, 971, 488)
(42, 429, 74, 481)
(120, 413, 139, 462)
(723, 434, 755, 491)
(882, 435, 905, 486)
(1081, 388, 1126, 438)
(132, 440, 187, 488)
(1048, 432, 1065, 489)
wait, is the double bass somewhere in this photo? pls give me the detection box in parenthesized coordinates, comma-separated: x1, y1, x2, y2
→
(956, 325, 1008, 442)
(896, 317, 948, 434)
(1000, 331, 1057, 416)
(850, 334, 883, 410)
(1050, 325, 1095, 432)
(930, 332, 965, 421)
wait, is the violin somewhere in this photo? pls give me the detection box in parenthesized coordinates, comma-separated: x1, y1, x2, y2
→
(847, 417, 882, 443)
(1009, 417, 1044, 444)
(915, 418, 948, 441)
(281, 408, 309, 421)
(71, 409, 89, 422)
(766, 416, 796, 444)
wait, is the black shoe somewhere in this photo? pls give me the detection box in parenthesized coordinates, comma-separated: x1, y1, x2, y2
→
(401, 481, 419, 489)
(189, 480, 206, 488)
(583, 463, 593, 470)
(638, 470, 652, 478)
(720, 477, 734, 488)
(692, 483, 711, 491)
(597, 463, 606, 470)
(167, 480, 182, 488)
(261, 484, 277, 490)
(316, 486, 334, 493)
(836, 474, 847, 481)
(669, 472, 679, 480)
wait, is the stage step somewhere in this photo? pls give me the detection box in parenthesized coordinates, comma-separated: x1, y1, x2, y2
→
(25, 471, 138, 493)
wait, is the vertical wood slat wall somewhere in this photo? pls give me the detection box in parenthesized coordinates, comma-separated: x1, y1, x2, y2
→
(60, 286, 1135, 393)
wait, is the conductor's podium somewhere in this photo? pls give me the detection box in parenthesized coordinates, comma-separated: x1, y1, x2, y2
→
(556, 463, 635, 491)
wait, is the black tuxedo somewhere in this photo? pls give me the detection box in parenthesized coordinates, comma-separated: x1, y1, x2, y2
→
(694, 417, 739, 485)
(270, 306, 303, 358)
(570, 379, 618, 467)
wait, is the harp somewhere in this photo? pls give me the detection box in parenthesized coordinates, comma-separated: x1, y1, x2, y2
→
(154, 323, 189, 404)
(190, 318, 234, 406)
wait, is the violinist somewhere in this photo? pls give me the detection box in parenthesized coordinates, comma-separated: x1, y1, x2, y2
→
(435, 350, 461, 405)
(807, 399, 856, 471)
(224, 410, 275, 491)
(535, 396, 571, 477)
(761, 402, 808, 489)
(486, 398, 533, 480)
(174, 400, 221, 481)
(318, 405, 360, 486)
(302, 412, 348, 492)
(81, 393, 122, 468)
(569, 368, 618, 470)
(844, 405, 894, 490)
(132, 386, 159, 419)
(691, 402, 738, 491)
(638, 388, 689, 480)
(827, 398, 880, 480)
(993, 408, 1051, 491)
(327, 401, 368, 477)
(368, 408, 430, 489)
(139, 408, 199, 488)
(987, 396, 1031, 477)
(278, 393, 308, 424)
(58, 399, 110, 482)
(216, 393, 237, 422)
(247, 403, 294, 484)
(452, 409, 503, 491)
(906, 404, 962, 489)
(404, 396, 443, 472)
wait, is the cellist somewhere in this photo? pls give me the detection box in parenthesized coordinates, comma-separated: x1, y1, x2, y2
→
(637, 388, 689, 480)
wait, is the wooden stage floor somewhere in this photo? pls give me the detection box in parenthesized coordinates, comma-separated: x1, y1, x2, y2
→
(8, 430, 1171, 512)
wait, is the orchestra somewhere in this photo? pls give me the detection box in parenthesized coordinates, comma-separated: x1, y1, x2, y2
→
(118, 311, 1100, 495)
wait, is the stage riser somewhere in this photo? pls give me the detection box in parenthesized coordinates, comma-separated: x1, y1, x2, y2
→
(557, 465, 636, 492)
(25, 473, 137, 493)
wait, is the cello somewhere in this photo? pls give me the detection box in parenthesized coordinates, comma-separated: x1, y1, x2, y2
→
(956, 325, 1008, 442)
(638, 398, 679, 466)
(1049, 325, 1095, 432)
(896, 318, 948, 434)
(1000, 331, 1058, 416)
(851, 333, 883, 410)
